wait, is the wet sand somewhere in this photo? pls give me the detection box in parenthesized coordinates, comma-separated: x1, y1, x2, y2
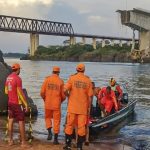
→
(0, 138, 132, 150)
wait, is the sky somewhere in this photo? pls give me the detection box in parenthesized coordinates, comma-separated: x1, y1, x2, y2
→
(0, 0, 150, 53)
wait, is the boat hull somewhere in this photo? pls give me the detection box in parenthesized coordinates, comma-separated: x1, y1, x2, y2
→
(89, 100, 137, 130)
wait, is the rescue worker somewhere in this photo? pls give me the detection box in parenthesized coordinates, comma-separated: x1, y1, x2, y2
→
(40, 66, 66, 144)
(109, 78, 123, 101)
(110, 78, 123, 108)
(5, 63, 29, 147)
(85, 82, 99, 146)
(98, 86, 118, 117)
(64, 63, 93, 150)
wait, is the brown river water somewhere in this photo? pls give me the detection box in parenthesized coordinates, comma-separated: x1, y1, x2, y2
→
(1, 58, 150, 149)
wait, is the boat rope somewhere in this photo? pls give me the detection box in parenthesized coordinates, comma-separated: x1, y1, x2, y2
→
(0, 110, 8, 114)
(28, 107, 33, 143)
(4, 115, 9, 141)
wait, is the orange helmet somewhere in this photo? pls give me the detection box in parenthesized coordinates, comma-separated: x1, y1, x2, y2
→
(53, 66, 60, 72)
(11, 63, 21, 70)
(110, 78, 116, 86)
(76, 63, 85, 72)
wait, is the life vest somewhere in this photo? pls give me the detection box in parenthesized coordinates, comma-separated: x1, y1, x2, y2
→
(111, 84, 117, 92)
(111, 84, 119, 98)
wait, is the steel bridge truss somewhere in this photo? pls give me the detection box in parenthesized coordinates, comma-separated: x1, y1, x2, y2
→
(0, 15, 74, 36)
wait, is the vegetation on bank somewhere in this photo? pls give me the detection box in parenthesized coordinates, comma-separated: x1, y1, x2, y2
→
(3, 52, 27, 58)
(31, 43, 133, 62)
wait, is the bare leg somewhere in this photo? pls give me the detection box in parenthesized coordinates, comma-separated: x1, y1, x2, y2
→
(8, 118, 14, 145)
(99, 104, 107, 117)
(85, 126, 89, 146)
(18, 121, 26, 146)
(106, 111, 110, 116)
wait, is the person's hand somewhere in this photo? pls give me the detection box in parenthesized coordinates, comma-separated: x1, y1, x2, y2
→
(118, 97, 122, 101)
(64, 90, 69, 97)
(87, 108, 91, 116)
(115, 107, 119, 112)
(25, 106, 29, 112)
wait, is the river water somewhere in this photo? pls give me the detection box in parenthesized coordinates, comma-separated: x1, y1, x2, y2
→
(2, 58, 150, 149)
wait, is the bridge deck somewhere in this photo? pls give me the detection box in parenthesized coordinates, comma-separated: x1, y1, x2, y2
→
(117, 8, 150, 31)
(0, 14, 138, 41)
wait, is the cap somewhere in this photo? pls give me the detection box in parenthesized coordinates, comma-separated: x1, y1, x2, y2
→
(11, 63, 21, 70)
(53, 66, 60, 72)
(76, 63, 85, 72)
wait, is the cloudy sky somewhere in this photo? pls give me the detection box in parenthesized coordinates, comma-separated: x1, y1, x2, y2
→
(0, 0, 150, 53)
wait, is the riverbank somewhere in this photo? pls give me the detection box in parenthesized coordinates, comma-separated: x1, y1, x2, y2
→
(30, 44, 134, 62)
(0, 138, 132, 150)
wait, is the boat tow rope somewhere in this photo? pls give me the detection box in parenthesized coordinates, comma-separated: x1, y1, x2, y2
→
(4, 115, 9, 141)
(27, 107, 33, 143)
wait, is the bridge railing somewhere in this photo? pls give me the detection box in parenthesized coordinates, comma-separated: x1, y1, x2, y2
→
(0, 15, 74, 36)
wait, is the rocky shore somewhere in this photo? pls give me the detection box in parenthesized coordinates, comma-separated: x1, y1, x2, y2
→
(0, 51, 12, 112)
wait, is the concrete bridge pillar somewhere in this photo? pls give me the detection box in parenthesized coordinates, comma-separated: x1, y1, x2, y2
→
(111, 40, 115, 46)
(70, 36, 76, 45)
(119, 40, 123, 47)
(131, 29, 135, 50)
(92, 38, 96, 49)
(131, 40, 135, 50)
(127, 41, 131, 46)
(30, 33, 39, 56)
(139, 31, 150, 50)
(102, 39, 105, 47)
(82, 37, 86, 45)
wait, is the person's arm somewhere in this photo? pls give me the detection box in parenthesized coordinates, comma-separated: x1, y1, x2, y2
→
(112, 91, 118, 111)
(88, 96, 93, 115)
(64, 77, 72, 96)
(116, 85, 123, 100)
(98, 88, 103, 101)
(17, 78, 28, 108)
(60, 81, 66, 102)
(113, 97, 118, 111)
(5, 81, 8, 95)
(95, 88, 101, 106)
(87, 82, 94, 115)
(40, 78, 47, 101)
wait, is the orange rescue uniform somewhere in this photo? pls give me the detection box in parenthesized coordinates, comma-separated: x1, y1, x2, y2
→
(98, 87, 118, 113)
(64, 72, 93, 136)
(40, 74, 65, 134)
